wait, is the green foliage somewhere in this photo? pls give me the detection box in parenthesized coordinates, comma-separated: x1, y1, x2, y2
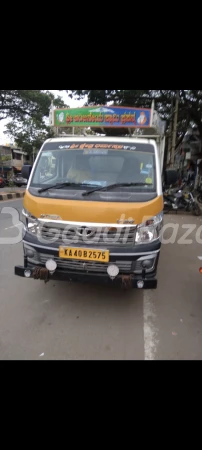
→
(6, 119, 55, 155)
(1, 155, 11, 162)
(66, 90, 202, 140)
(0, 90, 58, 121)
(67, 90, 151, 107)
(2, 90, 67, 155)
(5, 90, 202, 154)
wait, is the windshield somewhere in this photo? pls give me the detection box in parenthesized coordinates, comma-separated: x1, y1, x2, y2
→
(30, 141, 157, 197)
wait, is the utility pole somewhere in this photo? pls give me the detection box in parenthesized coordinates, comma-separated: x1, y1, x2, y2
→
(167, 99, 174, 166)
(171, 90, 180, 168)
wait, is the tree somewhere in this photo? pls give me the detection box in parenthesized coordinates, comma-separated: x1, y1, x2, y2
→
(67, 90, 152, 107)
(0, 90, 65, 121)
(66, 90, 202, 142)
(3, 90, 66, 155)
(6, 119, 55, 157)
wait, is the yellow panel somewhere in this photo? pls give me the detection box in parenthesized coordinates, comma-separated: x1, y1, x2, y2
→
(24, 191, 163, 225)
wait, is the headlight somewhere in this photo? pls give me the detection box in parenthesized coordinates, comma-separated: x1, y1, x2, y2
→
(22, 208, 39, 234)
(135, 213, 163, 244)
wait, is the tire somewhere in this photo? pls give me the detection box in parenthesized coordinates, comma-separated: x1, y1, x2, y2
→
(193, 204, 201, 216)
(197, 195, 202, 204)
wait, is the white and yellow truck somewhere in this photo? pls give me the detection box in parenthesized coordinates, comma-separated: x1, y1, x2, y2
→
(15, 104, 177, 289)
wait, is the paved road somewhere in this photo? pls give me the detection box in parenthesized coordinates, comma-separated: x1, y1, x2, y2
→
(0, 198, 202, 360)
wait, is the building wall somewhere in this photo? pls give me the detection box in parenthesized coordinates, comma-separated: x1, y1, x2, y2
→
(0, 146, 12, 157)
(0, 146, 31, 174)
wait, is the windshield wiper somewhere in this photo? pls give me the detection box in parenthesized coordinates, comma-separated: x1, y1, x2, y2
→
(38, 182, 87, 194)
(82, 182, 152, 197)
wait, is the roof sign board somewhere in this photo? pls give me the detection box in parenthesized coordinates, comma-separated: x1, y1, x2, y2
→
(54, 106, 152, 129)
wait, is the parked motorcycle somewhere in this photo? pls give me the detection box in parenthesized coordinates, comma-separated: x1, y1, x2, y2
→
(197, 187, 202, 204)
(0, 175, 9, 189)
(187, 181, 202, 203)
(163, 185, 201, 216)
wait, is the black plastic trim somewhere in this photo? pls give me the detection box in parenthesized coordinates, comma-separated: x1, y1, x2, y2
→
(14, 265, 158, 289)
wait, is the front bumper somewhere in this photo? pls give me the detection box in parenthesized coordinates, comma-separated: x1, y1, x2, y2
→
(14, 265, 158, 289)
(14, 238, 161, 289)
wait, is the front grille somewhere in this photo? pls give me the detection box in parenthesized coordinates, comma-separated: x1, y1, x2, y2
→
(39, 254, 132, 273)
(39, 224, 136, 248)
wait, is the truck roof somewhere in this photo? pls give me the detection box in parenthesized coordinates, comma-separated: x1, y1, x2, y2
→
(46, 136, 158, 145)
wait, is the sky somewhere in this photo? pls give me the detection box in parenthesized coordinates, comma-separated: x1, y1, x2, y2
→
(0, 90, 84, 145)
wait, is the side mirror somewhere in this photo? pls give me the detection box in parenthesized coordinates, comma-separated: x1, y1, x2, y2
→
(22, 165, 32, 180)
(164, 169, 179, 187)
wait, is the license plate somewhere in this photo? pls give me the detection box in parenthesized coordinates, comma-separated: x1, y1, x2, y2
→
(59, 247, 109, 263)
